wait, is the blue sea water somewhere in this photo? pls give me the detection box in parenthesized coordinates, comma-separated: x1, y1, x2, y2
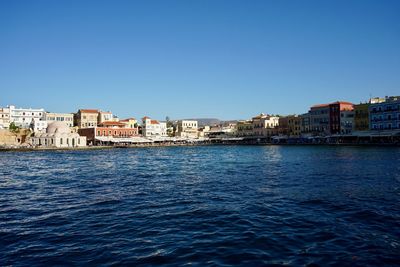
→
(0, 146, 399, 266)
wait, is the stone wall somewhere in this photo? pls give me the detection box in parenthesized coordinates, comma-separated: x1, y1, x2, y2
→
(0, 129, 30, 146)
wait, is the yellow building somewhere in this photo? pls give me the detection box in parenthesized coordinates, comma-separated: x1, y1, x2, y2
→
(119, 118, 137, 128)
(353, 103, 369, 131)
(237, 120, 253, 136)
(74, 109, 99, 128)
(287, 115, 302, 137)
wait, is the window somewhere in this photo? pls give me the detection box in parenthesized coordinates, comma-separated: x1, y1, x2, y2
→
(97, 130, 101, 135)
(60, 138, 63, 144)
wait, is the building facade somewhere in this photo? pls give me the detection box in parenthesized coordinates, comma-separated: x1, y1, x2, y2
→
(237, 120, 253, 137)
(0, 107, 10, 129)
(340, 110, 355, 134)
(79, 121, 139, 144)
(369, 96, 400, 131)
(9, 105, 46, 129)
(142, 117, 167, 137)
(251, 114, 279, 137)
(30, 120, 48, 133)
(300, 113, 311, 136)
(176, 120, 198, 138)
(98, 111, 114, 124)
(74, 109, 99, 128)
(45, 112, 74, 127)
(354, 103, 370, 131)
(278, 116, 289, 136)
(30, 122, 86, 148)
(329, 101, 354, 135)
(287, 115, 302, 137)
(119, 118, 137, 128)
(309, 104, 330, 136)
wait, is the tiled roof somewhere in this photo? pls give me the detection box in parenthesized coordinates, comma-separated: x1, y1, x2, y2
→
(80, 109, 99, 113)
(98, 121, 126, 126)
(330, 101, 354, 105)
(311, 104, 329, 108)
(151, 120, 159, 124)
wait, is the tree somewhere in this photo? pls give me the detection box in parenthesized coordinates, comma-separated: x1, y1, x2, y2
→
(165, 116, 173, 128)
(9, 122, 20, 133)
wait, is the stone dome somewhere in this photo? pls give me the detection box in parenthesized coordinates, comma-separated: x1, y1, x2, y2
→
(46, 121, 71, 134)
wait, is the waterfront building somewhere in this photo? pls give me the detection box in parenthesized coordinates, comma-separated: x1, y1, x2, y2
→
(287, 115, 302, 137)
(198, 126, 211, 138)
(329, 101, 354, 135)
(251, 113, 279, 137)
(78, 121, 139, 145)
(354, 103, 370, 131)
(237, 120, 253, 137)
(309, 101, 354, 136)
(30, 119, 48, 133)
(278, 116, 289, 136)
(369, 96, 400, 131)
(142, 117, 167, 137)
(206, 124, 237, 139)
(9, 105, 46, 129)
(0, 107, 10, 129)
(30, 121, 86, 148)
(221, 122, 237, 136)
(74, 109, 99, 128)
(98, 111, 115, 124)
(340, 110, 354, 134)
(45, 112, 74, 127)
(309, 104, 330, 136)
(300, 113, 311, 136)
(175, 120, 198, 138)
(119, 118, 137, 128)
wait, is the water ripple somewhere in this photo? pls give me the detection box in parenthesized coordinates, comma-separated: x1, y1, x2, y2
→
(0, 146, 399, 266)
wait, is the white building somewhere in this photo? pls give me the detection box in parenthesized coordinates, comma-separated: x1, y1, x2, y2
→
(9, 105, 46, 129)
(142, 117, 167, 137)
(176, 120, 198, 138)
(45, 112, 74, 127)
(98, 111, 116, 124)
(31, 119, 48, 133)
(0, 107, 10, 129)
(251, 113, 279, 137)
(30, 121, 86, 148)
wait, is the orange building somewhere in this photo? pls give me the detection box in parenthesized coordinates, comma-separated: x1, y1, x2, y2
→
(329, 101, 354, 135)
(78, 121, 138, 145)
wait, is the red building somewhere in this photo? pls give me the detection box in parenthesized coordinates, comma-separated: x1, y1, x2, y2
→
(329, 101, 354, 134)
(78, 121, 139, 145)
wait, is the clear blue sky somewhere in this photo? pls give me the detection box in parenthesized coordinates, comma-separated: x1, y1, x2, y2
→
(0, 0, 399, 120)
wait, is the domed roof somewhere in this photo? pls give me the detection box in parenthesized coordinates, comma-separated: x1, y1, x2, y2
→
(46, 121, 71, 135)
